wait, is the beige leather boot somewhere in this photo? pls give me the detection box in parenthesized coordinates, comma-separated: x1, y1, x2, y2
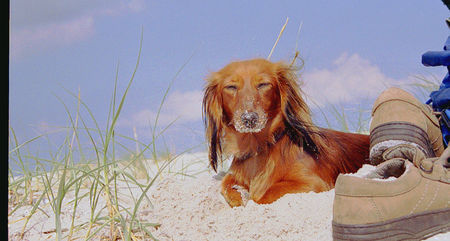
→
(332, 145, 450, 240)
(370, 87, 444, 164)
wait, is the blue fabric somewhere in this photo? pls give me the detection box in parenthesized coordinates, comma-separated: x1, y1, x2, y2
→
(423, 35, 450, 148)
(422, 36, 450, 67)
(422, 51, 450, 66)
(425, 36, 450, 111)
(429, 81, 450, 110)
(441, 109, 450, 145)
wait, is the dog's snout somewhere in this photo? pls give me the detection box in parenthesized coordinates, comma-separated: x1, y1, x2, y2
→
(240, 111, 259, 129)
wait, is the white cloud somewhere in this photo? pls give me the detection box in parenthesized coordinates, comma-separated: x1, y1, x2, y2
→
(301, 53, 403, 107)
(164, 90, 204, 122)
(10, 0, 145, 60)
(10, 16, 95, 59)
(122, 90, 203, 128)
(11, 0, 144, 28)
(11, 0, 93, 28)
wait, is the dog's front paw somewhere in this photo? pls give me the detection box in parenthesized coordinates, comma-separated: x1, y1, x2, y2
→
(221, 186, 244, 207)
(220, 173, 246, 207)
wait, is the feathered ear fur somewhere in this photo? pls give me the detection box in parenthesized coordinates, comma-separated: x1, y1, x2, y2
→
(276, 63, 322, 157)
(202, 75, 223, 172)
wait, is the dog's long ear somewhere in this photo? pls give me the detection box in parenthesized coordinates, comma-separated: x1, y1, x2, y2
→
(276, 63, 322, 157)
(202, 75, 223, 172)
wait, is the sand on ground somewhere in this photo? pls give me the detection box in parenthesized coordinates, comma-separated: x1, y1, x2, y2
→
(8, 153, 450, 240)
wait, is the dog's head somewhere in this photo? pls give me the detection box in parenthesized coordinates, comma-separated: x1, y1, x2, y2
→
(203, 58, 320, 172)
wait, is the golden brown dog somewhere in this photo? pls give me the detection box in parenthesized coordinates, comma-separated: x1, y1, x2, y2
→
(202, 58, 370, 207)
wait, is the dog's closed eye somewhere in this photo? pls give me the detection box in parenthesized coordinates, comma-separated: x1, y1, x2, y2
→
(225, 85, 237, 91)
(257, 82, 271, 89)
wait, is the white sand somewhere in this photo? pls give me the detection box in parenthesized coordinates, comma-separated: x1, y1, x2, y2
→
(151, 175, 335, 241)
(8, 153, 449, 240)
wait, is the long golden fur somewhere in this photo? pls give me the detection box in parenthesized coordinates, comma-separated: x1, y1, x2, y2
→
(203, 58, 370, 207)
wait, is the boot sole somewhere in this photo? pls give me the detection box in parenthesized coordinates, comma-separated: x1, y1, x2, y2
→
(332, 208, 450, 241)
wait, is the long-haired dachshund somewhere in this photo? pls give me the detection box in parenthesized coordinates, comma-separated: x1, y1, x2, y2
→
(203, 58, 370, 207)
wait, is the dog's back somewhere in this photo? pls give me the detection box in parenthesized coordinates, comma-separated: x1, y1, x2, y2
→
(314, 129, 370, 186)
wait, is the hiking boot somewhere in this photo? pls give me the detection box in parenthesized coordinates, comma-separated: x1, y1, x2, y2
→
(332, 145, 450, 241)
(369, 87, 444, 164)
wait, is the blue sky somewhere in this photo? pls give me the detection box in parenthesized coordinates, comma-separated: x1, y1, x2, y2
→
(9, 1, 450, 164)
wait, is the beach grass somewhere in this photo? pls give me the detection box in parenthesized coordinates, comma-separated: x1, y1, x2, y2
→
(7, 29, 206, 241)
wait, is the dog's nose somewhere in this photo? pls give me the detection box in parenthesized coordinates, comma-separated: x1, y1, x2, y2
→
(241, 111, 259, 129)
